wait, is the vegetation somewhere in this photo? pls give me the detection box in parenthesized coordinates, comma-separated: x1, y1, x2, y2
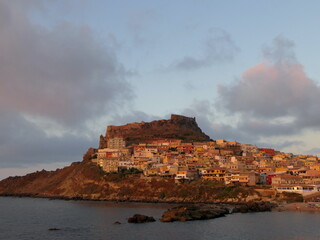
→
(118, 168, 143, 175)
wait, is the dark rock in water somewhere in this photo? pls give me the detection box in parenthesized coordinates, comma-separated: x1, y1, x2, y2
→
(160, 204, 229, 222)
(48, 228, 61, 231)
(232, 201, 276, 213)
(113, 221, 121, 224)
(128, 214, 156, 223)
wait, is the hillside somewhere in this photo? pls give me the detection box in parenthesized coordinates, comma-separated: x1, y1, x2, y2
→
(0, 160, 265, 202)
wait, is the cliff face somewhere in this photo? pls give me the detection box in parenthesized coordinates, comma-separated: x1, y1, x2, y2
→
(100, 114, 211, 147)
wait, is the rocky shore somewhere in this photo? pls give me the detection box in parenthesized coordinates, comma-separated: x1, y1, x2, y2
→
(160, 202, 276, 222)
(277, 202, 320, 212)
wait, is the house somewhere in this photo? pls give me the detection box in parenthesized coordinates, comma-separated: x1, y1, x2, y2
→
(144, 168, 160, 176)
(259, 148, 276, 156)
(225, 171, 240, 185)
(271, 174, 304, 186)
(107, 137, 126, 149)
(200, 167, 226, 182)
(239, 172, 259, 186)
(225, 171, 259, 186)
(174, 170, 198, 182)
(300, 170, 320, 185)
(287, 167, 307, 176)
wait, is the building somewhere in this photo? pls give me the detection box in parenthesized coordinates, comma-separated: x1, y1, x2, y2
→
(275, 184, 320, 196)
(98, 157, 119, 172)
(259, 148, 276, 156)
(225, 171, 259, 185)
(200, 167, 226, 182)
(271, 174, 304, 186)
(175, 170, 197, 182)
(107, 137, 126, 149)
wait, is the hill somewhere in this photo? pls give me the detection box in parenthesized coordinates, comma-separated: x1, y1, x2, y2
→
(0, 114, 300, 203)
(0, 160, 265, 202)
(99, 114, 211, 147)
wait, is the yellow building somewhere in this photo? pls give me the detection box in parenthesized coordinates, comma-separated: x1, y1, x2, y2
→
(311, 165, 320, 171)
(276, 167, 288, 173)
(201, 167, 226, 182)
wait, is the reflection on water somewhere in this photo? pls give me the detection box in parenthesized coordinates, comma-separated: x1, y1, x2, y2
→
(1, 197, 320, 240)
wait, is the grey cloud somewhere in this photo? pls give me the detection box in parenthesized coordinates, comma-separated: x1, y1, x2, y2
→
(256, 140, 305, 153)
(0, 1, 134, 170)
(217, 36, 320, 138)
(170, 29, 239, 71)
(276, 140, 305, 149)
(179, 97, 306, 151)
(305, 148, 320, 156)
(236, 117, 299, 137)
(174, 57, 210, 71)
(178, 36, 320, 152)
(109, 111, 162, 126)
(181, 100, 257, 144)
(0, 110, 95, 168)
(0, 1, 133, 128)
(217, 63, 317, 119)
(262, 35, 296, 63)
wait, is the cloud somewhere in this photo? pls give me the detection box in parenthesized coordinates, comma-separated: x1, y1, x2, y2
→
(177, 36, 320, 153)
(262, 35, 296, 63)
(217, 36, 320, 138)
(181, 100, 213, 133)
(109, 111, 162, 126)
(170, 29, 239, 71)
(180, 100, 258, 143)
(305, 147, 320, 156)
(0, 1, 134, 173)
(0, 0, 133, 129)
(218, 62, 317, 119)
(274, 140, 304, 149)
(0, 110, 95, 168)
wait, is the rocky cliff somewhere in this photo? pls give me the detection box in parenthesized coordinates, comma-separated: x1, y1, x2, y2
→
(100, 114, 211, 148)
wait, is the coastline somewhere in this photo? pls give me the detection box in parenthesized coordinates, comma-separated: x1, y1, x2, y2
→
(276, 202, 320, 213)
(0, 193, 275, 210)
(4, 193, 320, 215)
(0, 193, 268, 204)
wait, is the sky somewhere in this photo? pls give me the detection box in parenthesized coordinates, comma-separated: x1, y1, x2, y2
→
(1, 0, 320, 179)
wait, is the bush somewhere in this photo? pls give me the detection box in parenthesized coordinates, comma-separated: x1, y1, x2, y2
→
(119, 168, 143, 175)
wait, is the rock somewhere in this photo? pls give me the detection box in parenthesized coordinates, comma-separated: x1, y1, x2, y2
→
(128, 214, 156, 223)
(48, 228, 61, 231)
(113, 221, 121, 224)
(160, 204, 229, 222)
(232, 201, 276, 213)
(100, 114, 211, 147)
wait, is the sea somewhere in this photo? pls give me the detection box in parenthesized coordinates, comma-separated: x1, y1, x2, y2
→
(1, 197, 320, 240)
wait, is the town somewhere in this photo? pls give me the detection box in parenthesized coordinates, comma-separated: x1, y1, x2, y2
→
(91, 136, 320, 197)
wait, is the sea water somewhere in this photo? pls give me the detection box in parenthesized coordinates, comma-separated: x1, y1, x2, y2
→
(1, 197, 320, 240)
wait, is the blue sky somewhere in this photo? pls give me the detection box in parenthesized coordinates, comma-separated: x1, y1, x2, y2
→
(1, 0, 320, 179)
